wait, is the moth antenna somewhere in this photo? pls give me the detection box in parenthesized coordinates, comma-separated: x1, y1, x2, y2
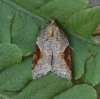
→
(69, 45, 74, 50)
(41, 14, 52, 21)
(41, 14, 56, 25)
(41, 12, 67, 24)
(55, 13, 67, 19)
(41, 18, 48, 25)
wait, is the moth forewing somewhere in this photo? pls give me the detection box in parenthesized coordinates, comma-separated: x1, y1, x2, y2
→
(32, 28, 52, 79)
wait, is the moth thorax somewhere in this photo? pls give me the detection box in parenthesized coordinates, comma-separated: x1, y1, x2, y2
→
(51, 20, 55, 24)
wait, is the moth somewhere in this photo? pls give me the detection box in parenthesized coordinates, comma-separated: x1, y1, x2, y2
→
(32, 20, 72, 80)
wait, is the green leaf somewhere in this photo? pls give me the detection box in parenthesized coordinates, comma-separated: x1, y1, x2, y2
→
(11, 12, 46, 56)
(65, 6, 100, 41)
(0, 0, 47, 56)
(0, 0, 14, 43)
(0, 57, 32, 97)
(35, 0, 89, 19)
(68, 34, 88, 80)
(0, 43, 22, 71)
(68, 32, 100, 86)
(10, 0, 89, 20)
(84, 46, 100, 86)
(53, 84, 97, 99)
(11, 73, 72, 99)
(62, 6, 100, 86)
(0, 57, 72, 99)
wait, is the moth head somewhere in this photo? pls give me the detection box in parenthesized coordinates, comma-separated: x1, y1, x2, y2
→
(47, 20, 58, 35)
(50, 20, 55, 24)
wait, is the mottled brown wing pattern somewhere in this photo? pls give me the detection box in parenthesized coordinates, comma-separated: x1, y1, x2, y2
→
(32, 20, 72, 80)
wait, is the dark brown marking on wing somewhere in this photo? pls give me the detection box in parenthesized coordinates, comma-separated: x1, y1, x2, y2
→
(64, 46, 71, 70)
(60, 46, 71, 70)
(32, 44, 43, 70)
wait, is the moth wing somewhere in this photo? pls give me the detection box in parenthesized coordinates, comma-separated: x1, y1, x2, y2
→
(52, 27, 72, 80)
(32, 29, 52, 79)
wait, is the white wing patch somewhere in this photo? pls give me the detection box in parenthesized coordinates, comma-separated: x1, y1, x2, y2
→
(32, 20, 72, 80)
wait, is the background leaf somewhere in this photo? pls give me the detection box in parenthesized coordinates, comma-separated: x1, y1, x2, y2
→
(63, 6, 100, 86)
(68, 33, 100, 86)
(0, 57, 32, 97)
(0, 0, 14, 43)
(84, 46, 100, 86)
(64, 6, 100, 41)
(11, 73, 72, 99)
(0, 57, 72, 99)
(68, 34, 88, 80)
(0, 0, 47, 56)
(0, 43, 22, 71)
(53, 84, 97, 99)
(11, 12, 46, 56)
(10, 0, 89, 20)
